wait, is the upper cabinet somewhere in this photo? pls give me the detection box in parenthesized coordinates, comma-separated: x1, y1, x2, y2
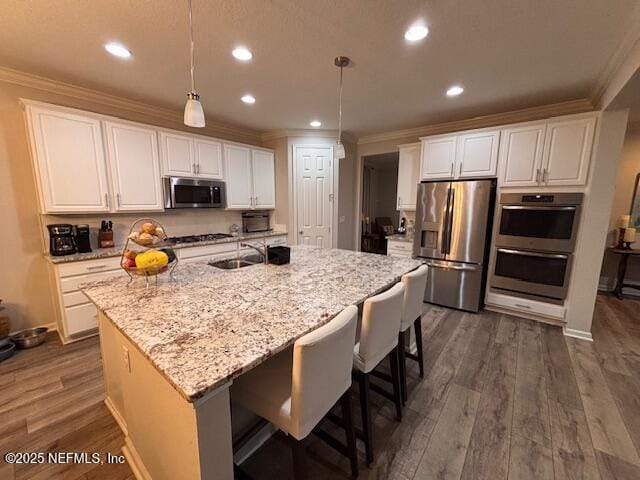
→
(225, 145, 276, 210)
(103, 121, 164, 211)
(499, 113, 596, 187)
(159, 131, 224, 180)
(420, 129, 500, 181)
(397, 143, 420, 210)
(25, 104, 111, 213)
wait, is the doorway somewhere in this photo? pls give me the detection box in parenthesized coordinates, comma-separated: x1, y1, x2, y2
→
(361, 152, 399, 254)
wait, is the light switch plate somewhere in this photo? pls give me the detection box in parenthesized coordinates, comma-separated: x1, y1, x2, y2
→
(122, 345, 131, 373)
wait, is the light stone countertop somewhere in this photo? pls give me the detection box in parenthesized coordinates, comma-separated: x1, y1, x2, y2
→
(386, 233, 414, 243)
(46, 230, 288, 264)
(80, 246, 423, 402)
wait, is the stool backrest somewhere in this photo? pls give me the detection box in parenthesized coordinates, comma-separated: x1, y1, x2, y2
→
(290, 305, 358, 438)
(401, 265, 429, 331)
(358, 282, 405, 372)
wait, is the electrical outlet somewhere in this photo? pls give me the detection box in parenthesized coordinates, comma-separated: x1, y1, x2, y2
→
(122, 345, 131, 373)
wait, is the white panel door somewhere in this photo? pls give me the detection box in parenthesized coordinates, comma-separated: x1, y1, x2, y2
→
(224, 144, 253, 209)
(456, 130, 500, 178)
(420, 135, 457, 180)
(498, 123, 546, 187)
(194, 138, 224, 179)
(541, 115, 596, 186)
(104, 121, 164, 211)
(397, 143, 420, 210)
(159, 131, 194, 177)
(27, 105, 110, 213)
(295, 146, 333, 248)
(251, 150, 276, 209)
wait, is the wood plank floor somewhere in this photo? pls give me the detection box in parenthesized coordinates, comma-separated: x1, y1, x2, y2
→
(1, 294, 639, 479)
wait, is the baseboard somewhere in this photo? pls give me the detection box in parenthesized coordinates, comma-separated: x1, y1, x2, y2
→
(598, 277, 640, 297)
(122, 437, 152, 480)
(234, 422, 277, 465)
(104, 396, 128, 436)
(563, 326, 593, 342)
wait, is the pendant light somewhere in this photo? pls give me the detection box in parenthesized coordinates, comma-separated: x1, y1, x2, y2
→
(184, 0, 205, 127)
(334, 56, 350, 160)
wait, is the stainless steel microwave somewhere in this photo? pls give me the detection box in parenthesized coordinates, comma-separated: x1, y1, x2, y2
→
(163, 177, 226, 209)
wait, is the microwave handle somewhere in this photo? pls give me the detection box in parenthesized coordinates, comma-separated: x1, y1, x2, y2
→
(497, 248, 568, 260)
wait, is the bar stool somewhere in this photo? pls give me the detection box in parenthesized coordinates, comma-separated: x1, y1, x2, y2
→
(352, 282, 405, 465)
(398, 265, 429, 403)
(232, 305, 359, 479)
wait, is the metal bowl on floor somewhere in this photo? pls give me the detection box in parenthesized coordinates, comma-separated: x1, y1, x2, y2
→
(0, 342, 15, 362)
(11, 327, 48, 349)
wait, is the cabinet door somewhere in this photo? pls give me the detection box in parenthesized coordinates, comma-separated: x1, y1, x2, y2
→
(159, 131, 194, 177)
(397, 144, 420, 210)
(498, 123, 546, 187)
(26, 105, 110, 213)
(104, 121, 164, 211)
(194, 138, 224, 179)
(420, 135, 457, 180)
(542, 115, 595, 186)
(224, 144, 253, 209)
(252, 150, 276, 209)
(456, 130, 500, 178)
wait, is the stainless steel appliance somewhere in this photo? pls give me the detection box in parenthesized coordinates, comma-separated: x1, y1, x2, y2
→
(490, 192, 583, 302)
(242, 211, 271, 233)
(47, 224, 76, 256)
(163, 177, 225, 209)
(414, 179, 496, 312)
(496, 192, 583, 252)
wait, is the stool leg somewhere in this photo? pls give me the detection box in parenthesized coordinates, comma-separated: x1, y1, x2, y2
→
(389, 346, 403, 422)
(289, 436, 307, 480)
(340, 391, 359, 477)
(398, 330, 408, 404)
(414, 316, 424, 378)
(358, 372, 374, 465)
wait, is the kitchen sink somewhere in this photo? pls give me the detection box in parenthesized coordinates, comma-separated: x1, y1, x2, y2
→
(242, 254, 265, 264)
(208, 258, 257, 270)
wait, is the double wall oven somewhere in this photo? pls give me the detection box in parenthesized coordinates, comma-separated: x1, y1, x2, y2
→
(491, 193, 583, 302)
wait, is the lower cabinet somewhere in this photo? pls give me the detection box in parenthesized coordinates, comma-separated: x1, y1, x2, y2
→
(485, 290, 566, 320)
(387, 239, 413, 258)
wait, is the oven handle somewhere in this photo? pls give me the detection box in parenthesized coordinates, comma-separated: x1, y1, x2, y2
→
(497, 248, 569, 259)
(501, 205, 577, 211)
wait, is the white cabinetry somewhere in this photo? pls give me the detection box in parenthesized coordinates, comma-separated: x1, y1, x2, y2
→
(159, 131, 224, 180)
(498, 123, 546, 187)
(25, 104, 110, 213)
(397, 143, 420, 210)
(387, 239, 413, 258)
(194, 138, 224, 179)
(104, 121, 164, 211)
(420, 134, 457, 179)
(225, 145, 276, 210)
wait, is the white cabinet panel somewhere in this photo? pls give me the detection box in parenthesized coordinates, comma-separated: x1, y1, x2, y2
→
(104, 121, 164, 211)
(194, 138, 223, 179)
(160, 131, 194, 177)
(65, 303, 99, 336)
(498, 123, 546, 187)
(252, 150, 276, 209)
(397, 143, 420, 210)
(224, 145, 253, 209)
(26, 105, 110, 213)
(456, 130, 500, 178)
(421, 135, 457, 180)
(542, 115, 595, 186)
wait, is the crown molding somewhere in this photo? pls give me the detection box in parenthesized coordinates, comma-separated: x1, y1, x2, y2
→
(0, 66, 263, 144)
(261, 128, 357, 144)
(357, 99, 594, 145)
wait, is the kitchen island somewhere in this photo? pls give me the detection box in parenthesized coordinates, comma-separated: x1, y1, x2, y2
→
(81, 246, 423, 480)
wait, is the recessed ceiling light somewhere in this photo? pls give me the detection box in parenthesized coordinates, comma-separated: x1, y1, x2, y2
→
(104, 42, 132, 58)
(310, 120, 322, 127)
(446, 85, 464, 97)
(232, 47, 253, 61)
(241, 94, 256, 104)
(404, 25, 429, 42)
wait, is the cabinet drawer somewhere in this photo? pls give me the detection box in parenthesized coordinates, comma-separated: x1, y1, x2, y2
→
(60, 269, 126, 293)
(177, 243, 237, 259)
(56, 256, 122, 278)
(266, 235, 287, 246)
(63, 290, 91, 308)
(64, 303, 98, 336)
(486, 291, 565, 320)
(387, 240, 412, 251)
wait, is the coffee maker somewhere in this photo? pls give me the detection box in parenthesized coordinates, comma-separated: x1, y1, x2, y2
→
(74, 224, 92, 253)
(47, 224, 76, 256)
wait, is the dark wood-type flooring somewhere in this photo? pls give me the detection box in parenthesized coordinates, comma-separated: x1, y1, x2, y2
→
(1, 294, 639, 479)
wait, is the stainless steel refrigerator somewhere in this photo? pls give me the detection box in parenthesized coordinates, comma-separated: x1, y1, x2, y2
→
(413, 179, 496, 312)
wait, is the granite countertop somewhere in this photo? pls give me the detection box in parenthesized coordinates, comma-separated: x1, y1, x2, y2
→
(46, 230, 288, 264)
(80, 246, 423, 402)
(386, 233, 414, 243)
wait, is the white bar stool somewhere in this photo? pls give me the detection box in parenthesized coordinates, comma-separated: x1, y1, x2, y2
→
(398, 265, 429, 403)
(232, 305, 359, 479)
(352, 282, 405, 465)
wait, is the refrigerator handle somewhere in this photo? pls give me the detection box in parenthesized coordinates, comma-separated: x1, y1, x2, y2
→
(441, 186, 452, 255)
(445, 186, 455, 254)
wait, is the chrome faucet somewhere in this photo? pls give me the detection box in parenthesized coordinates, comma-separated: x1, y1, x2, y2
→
(240, 237, 268, 264)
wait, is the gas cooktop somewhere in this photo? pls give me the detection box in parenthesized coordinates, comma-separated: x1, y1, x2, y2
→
(166, 233, 234, 244)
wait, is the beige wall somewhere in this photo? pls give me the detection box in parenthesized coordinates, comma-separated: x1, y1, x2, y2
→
(0, 81, 262, 333)
(599, 125, 640, 289)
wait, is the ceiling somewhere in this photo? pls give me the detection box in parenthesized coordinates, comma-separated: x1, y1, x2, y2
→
(1, 0, 638, 137)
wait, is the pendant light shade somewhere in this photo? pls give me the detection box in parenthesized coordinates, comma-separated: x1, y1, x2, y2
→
(334, 56, 350, 160)
(184, 0, 205, 128)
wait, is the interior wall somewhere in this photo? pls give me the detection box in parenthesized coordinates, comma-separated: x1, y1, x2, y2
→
(599, 124, 640, 290)
(362, 159, 399, 228)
